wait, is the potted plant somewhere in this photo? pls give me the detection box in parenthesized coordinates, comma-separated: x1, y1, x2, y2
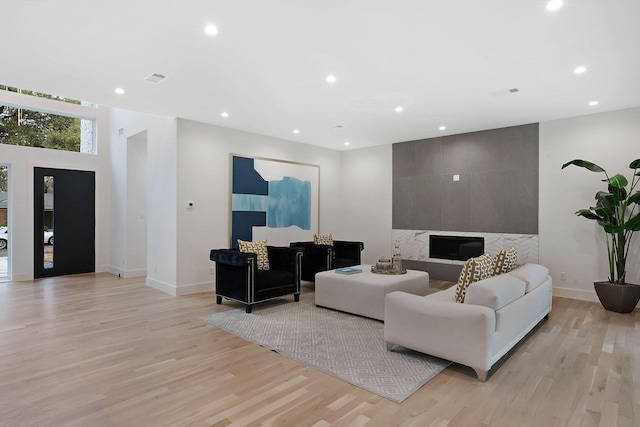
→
(562, 159, 640, 313)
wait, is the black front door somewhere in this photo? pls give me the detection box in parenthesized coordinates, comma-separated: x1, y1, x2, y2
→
(34, 167, 95, 278)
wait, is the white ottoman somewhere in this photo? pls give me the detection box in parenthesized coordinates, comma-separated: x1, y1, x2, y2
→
(315, 264, 430, 321)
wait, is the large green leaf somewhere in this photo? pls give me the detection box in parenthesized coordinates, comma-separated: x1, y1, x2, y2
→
(575, 209, 600, 220)
(606, 174, 628, 189)
(597, 191, 618, 207)
(561, 159, 605, 172)
(625, 213, 640, 231)
(629, 159, 640, 169)
(603, 224, 624, 233)
(594, 206, 613, 222)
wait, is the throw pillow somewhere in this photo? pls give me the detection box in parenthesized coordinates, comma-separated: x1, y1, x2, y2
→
(314, 233, 333, 245)
(504, 247, 518, 272)
(491, 250, 507, 276)
(491, 247, 519, 276)
(455, 253, 492, 303)
(237, 239, 270, 270)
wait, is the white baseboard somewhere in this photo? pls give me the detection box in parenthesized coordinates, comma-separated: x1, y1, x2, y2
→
(124, 268, 147, 278)
(175, 281, 215, 296)
(553, 286, 600, 303)
(106, 265, 147, 278)
(146, 277, 177, 296)
(11, 272, 31, 281)
(146, 277, 214, 296)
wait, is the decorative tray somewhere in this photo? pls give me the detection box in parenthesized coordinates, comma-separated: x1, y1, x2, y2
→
(371, 266, 407, 275)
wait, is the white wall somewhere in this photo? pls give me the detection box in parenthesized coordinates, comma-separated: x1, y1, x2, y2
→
(174, 119, 344, 294)
(340, 144, 393, 264)
(126, 131, 148, 276)
(0, 91, 109, 280)
(108, 109, 178, 293)
(540, 107, 640, 302)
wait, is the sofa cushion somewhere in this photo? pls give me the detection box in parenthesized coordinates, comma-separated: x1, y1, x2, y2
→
(508, 263, 549, 293)
(454, 253, 492, 303)
(238, 239, 270, 270)
(464, 274, 527, 310)
(491, 247, 518, 276)
(314, 233, 333, 245)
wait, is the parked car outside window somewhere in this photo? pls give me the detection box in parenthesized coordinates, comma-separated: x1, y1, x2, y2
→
(0, 226, 6, 250)
(0, 227, 54, 250)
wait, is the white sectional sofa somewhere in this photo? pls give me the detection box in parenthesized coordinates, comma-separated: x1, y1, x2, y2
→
(384, 263, 552, 381)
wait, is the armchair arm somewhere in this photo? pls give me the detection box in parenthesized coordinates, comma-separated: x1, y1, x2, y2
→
(290, 241, 332, 281)
(333, 240, 364, 263)
(210, 248, 256, 266)
(209, 249, 257, 304)
(384, 291, 495, 373)
(290, 241, 332, 258)
(267, 246, 304, 272)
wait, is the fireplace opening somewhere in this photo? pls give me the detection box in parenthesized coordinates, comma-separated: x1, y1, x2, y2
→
(429, 235, 484, 261)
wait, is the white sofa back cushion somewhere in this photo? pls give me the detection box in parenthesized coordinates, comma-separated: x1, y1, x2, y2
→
(508, 263, 550, 293)
(464, 274, 526, 311)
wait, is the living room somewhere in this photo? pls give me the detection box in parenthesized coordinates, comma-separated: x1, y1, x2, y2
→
(1, 0, 639, 425)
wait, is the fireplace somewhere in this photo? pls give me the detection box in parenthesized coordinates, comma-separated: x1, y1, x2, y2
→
(429, 235, 484, 261)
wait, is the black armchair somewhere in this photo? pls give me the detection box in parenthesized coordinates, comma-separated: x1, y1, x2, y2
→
(210, 246, 304, 313)
(289, 240, 364, 282)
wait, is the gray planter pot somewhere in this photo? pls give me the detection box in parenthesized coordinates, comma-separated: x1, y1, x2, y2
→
(594, 281, 640, 313)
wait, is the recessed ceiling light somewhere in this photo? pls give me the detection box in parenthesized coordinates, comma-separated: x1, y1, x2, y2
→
(326, 75, 336, 83)
(574, 66, 587, 74)
(546, 0, 563, 11)
(439, 125, 446, 131)
(115, 88, 125, 95)
(588, 101, 599, 106)
(395, 106, 403, 113)
(344, 141, 350, 146)
(204, 24, 218, 36)
(221, 112, 229, 118)
(293, 129, 300, 134)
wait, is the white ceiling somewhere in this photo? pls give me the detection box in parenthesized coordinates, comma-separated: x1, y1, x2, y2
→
(3, 0, 639, 150)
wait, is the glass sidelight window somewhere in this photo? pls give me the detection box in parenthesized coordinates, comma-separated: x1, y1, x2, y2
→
(0, 165, 8, 280)
(43, 175, 54, 269)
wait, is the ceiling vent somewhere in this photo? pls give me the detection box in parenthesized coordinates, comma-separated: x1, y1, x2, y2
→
(143, 73, 167, 84)
(490, 88, 520, 97)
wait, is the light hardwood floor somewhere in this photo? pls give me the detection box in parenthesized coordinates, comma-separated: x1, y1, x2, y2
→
(0, 273, 637, 426)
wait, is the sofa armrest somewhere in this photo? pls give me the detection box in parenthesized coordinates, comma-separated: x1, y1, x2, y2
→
(384, 291, 496, 373)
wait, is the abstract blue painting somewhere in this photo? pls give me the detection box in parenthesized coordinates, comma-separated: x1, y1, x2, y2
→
(231, 155, 319, 247)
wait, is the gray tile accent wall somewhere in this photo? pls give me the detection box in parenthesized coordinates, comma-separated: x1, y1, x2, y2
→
(392, 123, 538, 235)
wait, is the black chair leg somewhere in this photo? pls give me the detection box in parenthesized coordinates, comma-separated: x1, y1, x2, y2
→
(216, 295, 222, 304)
(294, 293, 300, 302)
(246, 304, 253, 313)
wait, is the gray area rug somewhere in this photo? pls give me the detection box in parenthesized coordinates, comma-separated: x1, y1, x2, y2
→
(200, 292, 450, 403)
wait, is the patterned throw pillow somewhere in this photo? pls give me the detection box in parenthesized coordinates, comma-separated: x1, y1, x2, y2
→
(492, 247, 518, 275)
(237, 239, 270, 270)
(455, 254, 492, 303)
(504, 247, 518, 272)
(314, 233, 333, 245)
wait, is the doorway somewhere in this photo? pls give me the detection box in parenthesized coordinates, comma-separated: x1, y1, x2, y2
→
(34, 167, 95, 278)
